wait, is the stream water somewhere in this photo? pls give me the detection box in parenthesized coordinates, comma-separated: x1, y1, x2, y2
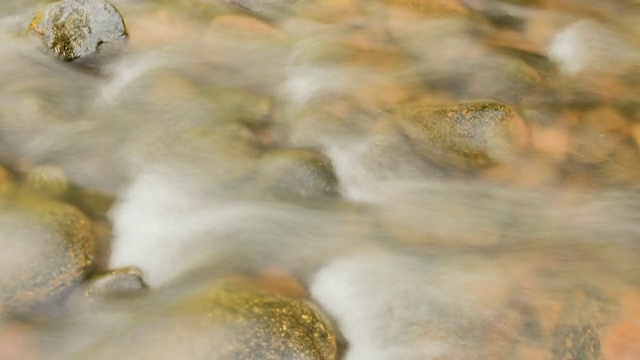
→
(1, 0, 639, 359)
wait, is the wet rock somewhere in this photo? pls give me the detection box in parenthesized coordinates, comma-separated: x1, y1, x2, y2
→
(549, 286, 614, 360)
(84, 267, 147, 299)
(65, 187, 115, 220)
(0, 323, 39, 360)
(80, 277, 337, 359)
(554, 325, 602, 359)
(0, 166, 15, 195)
(28, 0, 127, 62)
(569, 107, 629, 165)
(23, 165, 69, 199)
(595, 143, 640, 186)
(602, 290, 640, 360)
(256, 148, 340, 199)
(398, 101, 527, 169)
(0, 192, 95, 315)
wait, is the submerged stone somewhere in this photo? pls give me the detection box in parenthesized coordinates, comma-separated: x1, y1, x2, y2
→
(80, 277, 338, 359)
(28, 0, 127, 62)
(398, 101, 527, 169)
(256, 148, 340, 199)
(0, 192, 95, 315)
(84, 267, 148, 299)
(23, 165, 69, 199)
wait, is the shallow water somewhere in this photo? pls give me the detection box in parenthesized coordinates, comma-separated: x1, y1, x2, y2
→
(1, 0, 640, 359)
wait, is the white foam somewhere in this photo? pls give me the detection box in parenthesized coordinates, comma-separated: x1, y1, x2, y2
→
(310, 250, 499, 359)
(548, 20, 639, 76)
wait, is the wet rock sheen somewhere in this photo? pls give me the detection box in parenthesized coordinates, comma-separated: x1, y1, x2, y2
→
(29, 0, 127, 62)
(0, 193, 95, 315)
(399, 101, 526, 169)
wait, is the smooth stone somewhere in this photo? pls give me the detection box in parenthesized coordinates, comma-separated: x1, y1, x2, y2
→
(569, 107, 628, 165)
(23, 165, 69, 199)
(398, 101, 528, 169)
(0, 192, 95, 315)
(256, 148, 340, 199)
(79, 277, 338, 359)
(84, 267, 147, 299)
(28, 0, 127, 62)
(601, 290, 640, 359)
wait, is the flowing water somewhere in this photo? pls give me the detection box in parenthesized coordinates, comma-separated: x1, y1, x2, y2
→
(1, 0, 640, 359)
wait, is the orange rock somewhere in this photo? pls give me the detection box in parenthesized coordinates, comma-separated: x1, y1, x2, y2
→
(253, 268, 310, 298)
(569, 107, 628, 165)
(602, 290, 640, 360)
(0, 324, 38, 360)
(530, 125, 571, 160)
(481, 155, 559, 187)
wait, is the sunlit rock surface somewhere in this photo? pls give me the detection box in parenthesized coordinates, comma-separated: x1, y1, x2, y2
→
(398, 101, 528, 169)
(73, 276, 337, 359)
(28, 0, 127, 62)
(0, 192, 94, 315)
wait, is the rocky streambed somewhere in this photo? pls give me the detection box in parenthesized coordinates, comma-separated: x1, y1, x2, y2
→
(0, 0, 639, 359)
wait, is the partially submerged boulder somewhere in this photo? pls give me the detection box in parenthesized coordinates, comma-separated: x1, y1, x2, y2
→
(28, 0, 127, 62)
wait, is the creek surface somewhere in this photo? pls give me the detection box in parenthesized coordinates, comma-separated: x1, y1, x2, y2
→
(0, 0, 639, 359)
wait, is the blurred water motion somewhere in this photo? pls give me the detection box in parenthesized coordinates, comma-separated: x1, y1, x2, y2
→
(1, 0, 640, 359)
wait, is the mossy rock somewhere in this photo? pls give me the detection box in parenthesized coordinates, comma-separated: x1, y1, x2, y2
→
(398, 101, 527, 169)
(28, 0, 127, 62)
(79, 277, 338, 359)
(23, 165, 69, 199)
(0, 192, 95, 315)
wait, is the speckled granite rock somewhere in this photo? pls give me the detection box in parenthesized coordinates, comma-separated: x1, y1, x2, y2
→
(28, 0, 127, 62)
(78, 276, 338, 359)
(398, 101, 528, 169)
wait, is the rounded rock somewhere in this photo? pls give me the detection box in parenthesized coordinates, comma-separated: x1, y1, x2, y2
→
(84, 267, 148, 299)
(0, 193, 95, 315)
(81, 277, 338, 359)
(23, 165, 69, 199)
(398, 101, 528, 169)
(28, 0, 127, 62)
(256, 148, 340, 199)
